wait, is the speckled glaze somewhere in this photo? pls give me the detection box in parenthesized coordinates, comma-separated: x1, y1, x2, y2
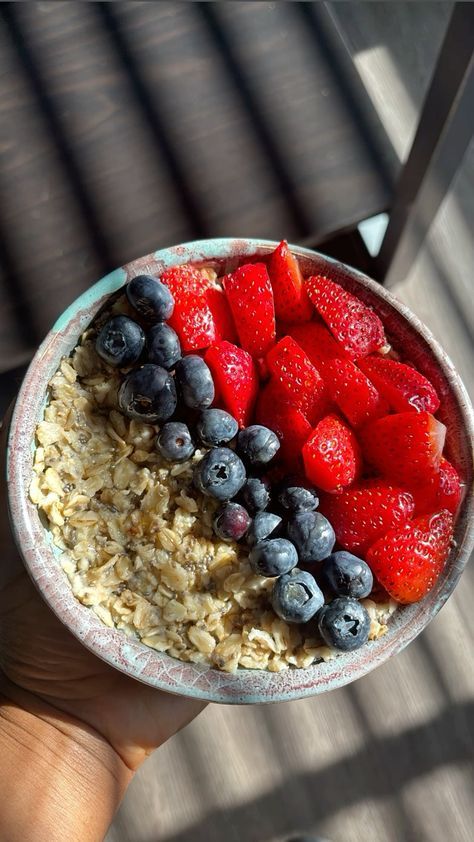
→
(5, 239, 474, 704)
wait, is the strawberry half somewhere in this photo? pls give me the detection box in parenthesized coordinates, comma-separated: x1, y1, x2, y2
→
(282, 321, 346, 370)
(319, 480, 415, 555)
(323, 359, 388, 428)
(256, 380, 312, 468)
(408, 457, 463, 516)
(367, 510, 453, 603)
(162, 265, 235, 352)
(205, 341, 258, 427)
(359, 356, 440, 414)
(360, 411, 446, 485)
(305, 275, 386, 358)
(303, 413, 361, 492)
(266, 335, 328, 424)
(268, 240, 313, 322)
(222, 263, 276, 357)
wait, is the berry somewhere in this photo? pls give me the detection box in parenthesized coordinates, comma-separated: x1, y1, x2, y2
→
(237, 425, 280, 467)
(322, 359, 388, 428)
(321, 551, 373, 599)
(283, 321, 345, 370)
(240, 477, 271, 513)
(359, 356, 440, 414)
(147, 323, 181, 370)
(96, 315, 145, 367)
(118, 364, 177, 422)
(409, 457, 462, 516)
(256, 381, 312, 468)
(175, 355, 215, 409)
(266, 336, 328, 424)
(161, 265, 222, 353)
(194, 447, 246, 501)
(249, 538, 298, 577)
(246, 512, 282, 547)
(205, 341, 258, 428)
(213, 502, 251, 541)
(268, 240, 313, 322)
(367, 510, 453, 603)
(318, 597, 371, 651)
(360, 411, 446, 485)
(286, 511, 335, 564)
(157, 422, 194, 462)
(305, 275, 386, 358)
(126, 274, 174, 322)
(196, 408, 238, 447)
(302, 414, 361, 493)
(222, 262, 276, 357)
(279, 486, 319, 512)
(272, 569, 324, 624)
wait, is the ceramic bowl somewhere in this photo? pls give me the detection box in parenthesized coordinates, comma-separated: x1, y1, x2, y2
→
(5, 239, 474, 703)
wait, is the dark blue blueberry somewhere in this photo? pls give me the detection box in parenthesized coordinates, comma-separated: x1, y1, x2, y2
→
(118, 364, 177, 423)
(175, 356, 215, 409)
(147, 323, 181, 370)
(272, 568, 324, 623)
(126, 274, 174, 322)
(279, 486, 319, 513)
(321, 551, 373, 599)
(246, 512, 282, 547)
(157, 422, 194, 462)
(196, 409, 238, 447)
(287, 511, 335, 564)
(237, 425, 280, 467)
(213, 502, 251, 541)
(194, 447, 246, 501)
(317, 597, 371, 651)
(96, 315, 145, 367)
(240, 477, 271, 513)
(249, 538, 298, 577)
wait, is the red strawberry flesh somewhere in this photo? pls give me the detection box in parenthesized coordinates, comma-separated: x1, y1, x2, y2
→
(205, 341, 258, 428)
(266, 335, 328, 424)
(360, 411, 446, 486)
(223, 263, 276, 357)
(359, 356, 440, 414)
(323, 358, 388, 427)
(408, 458, 463, 515)
(303, 413, 361, 492)
(256, 380, 312, 468)
(268, 240, 313, 323)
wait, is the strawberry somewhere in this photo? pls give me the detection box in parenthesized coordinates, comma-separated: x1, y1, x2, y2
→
(409, 458, 463, 515)
(282, 321, 346, 370)
(266, 336, 328, 424)
(360, 411, 446, 485)
(161, 265, 234, 352)
(323, 359, 388, 428)
(205, 287, 238, 344)
(359, 356, 440, 414)
(205, 341, 258, 427)
(256, 380, 312, 468)
(302, 414, 362, 493)
(366, 510, 453, 603)
(319, 480, 415, 554)
(305, 275, 386, 358)
(161, 264, 210, 297)
(222, 263, 276, 357)
(268, 240, 313, 322)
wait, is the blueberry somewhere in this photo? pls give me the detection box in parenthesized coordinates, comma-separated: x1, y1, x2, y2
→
(118, 364, 177, 423)
(96, 315, 145, 367)
(279, 486, 319, 513)
(321, 551, 373, 599)
(213, 502, 251, 541)
(196, 409, 238, 447)
(287, 511, 335, 564)
(194, 447, 246, 501)
(237, 425, 280, 467)
(147, 323, 181, 370)
(157, 422, 194, 462)
(272, 568, 324, 623)
(240, 477, 271, 513)
(249, 538, 298, 577)
(126, 274, 174, 322)
(175, 356, 215, 410)
(246, 512, 282, 547)
(317, 597, 371, 651)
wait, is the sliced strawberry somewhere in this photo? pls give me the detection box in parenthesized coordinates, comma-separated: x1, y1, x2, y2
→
(204, 341, 258, 428)
(323, 359, 388, 428)
(305, 275, 386, 358)
(302, 414, 361, 493)
(205, 287, 237, 344)
(256, 380, 312, 468)
(319, 480, 415, 555)
(282, 321, 346, 371)
(266, 336, 328, 423)
(359, 356, 440, 414)
(409, 458, 463, 515)
(367, 510, 453, 603)
(161, 264, 210, 297)
(268, 240, 313, 322)
(360, 411, 446, 485)
(161, 266, 220, 352)
(222, 263, 276, 357)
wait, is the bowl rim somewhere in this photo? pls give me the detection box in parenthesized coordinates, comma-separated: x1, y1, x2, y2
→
(6, 238, 474, 704)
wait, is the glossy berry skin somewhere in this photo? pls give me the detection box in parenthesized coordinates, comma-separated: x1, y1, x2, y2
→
(240, 477, 271, 513)
(205, 341, 259, 428)
(157, 422, 194, 462)
(322, 359, 388, 428)
(194, 447, 246, 501)
(249, 538, 298, 577)
(213, 502, 251, 541)
(96, 315, 145, 367)
(222, 262, 276, 358)
(256, 380, 312, 468)
(321, 551, 373, 599)
(279, 486, 319, 513)
(266, 335, 328, 424)
(286, 511, 335, 564)
(196, 408, 238, 447)
(303, 414, 361, 493)
(126, 274, 175, 322)
(272, 568, 324, 624)
(268, 240, 313, 323)
(409, 457, 462, 516)
(246, 512, 282, 547)
(147, 323, 181, 370)
(118, 364, 177, 423)
(175, 355, 215, 409)
(318, 597, 371, 651)
(237, 425, 280, 467)
(359, 356, 440, 414)
(360, 411, 446, 485)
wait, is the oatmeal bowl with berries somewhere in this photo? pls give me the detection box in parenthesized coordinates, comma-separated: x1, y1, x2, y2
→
(5, 238, 474, 703)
